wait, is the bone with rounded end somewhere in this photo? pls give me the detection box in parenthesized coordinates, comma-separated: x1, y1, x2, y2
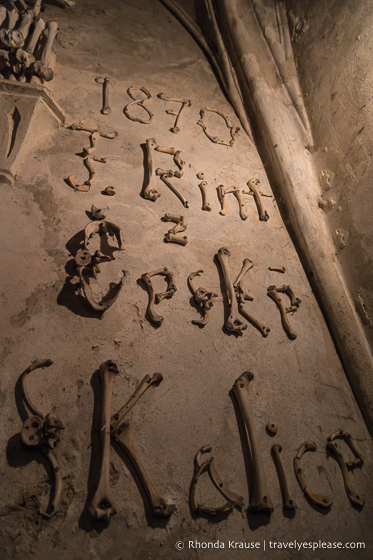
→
(82, 131, 100, 156)
(271, 444, 296, 511)
(327, 429, 364, 468)
(246, 179, 269, 222)
(103, 186, 115, 196)
(198, 180, 211, 211)
(95, 77, 111, 115)
(217, 185, 228, 216)
(188, 270, 218, 326)
(217, 247, 247, 335)
(238, 304, 271, 337)
(69, 122, 118, 139)
(267, 286, 297, 340)
(232, 188, 247, 220)
(233, 258, 254, 302)
(25, 18, 45, 54)
(232, 372, 274, 513)
(88, 360, 119, 522)
(0, 7, 7, 28)
(6, 8, 19, 30)
(326, 442, 364, 508)
(157, 92, 191, 134)
(266, 421, 278, 435)
(275, 285, 302, 309)
(16, 10, 33, 43)
(268, 266, 286, 273)
(162, 213, 187, 245)
(141, 267, 176, 325)
(67, 174, 90, 192)
(143, 138, 161, 201)
(41, 21, 58, 66)
(294, 441, 333, 509)
(197, 106, 240, 147)
(159, 172, 189, 208)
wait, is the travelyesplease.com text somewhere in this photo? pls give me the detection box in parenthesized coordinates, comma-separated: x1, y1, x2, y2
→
(174, 539, 366, 551)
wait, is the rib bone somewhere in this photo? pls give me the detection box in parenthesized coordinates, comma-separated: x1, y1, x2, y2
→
(188, 270, 218, 326)
(271, 444, 296, 511)
(327, 429, 364, 468)
(217, 247, 247, 335)
(232, 372, 274, 513)
(88, 361, 119, 522)
(141, 267, 177, 325)
(157, 92, 191, 134)
(294, 441, 333, 508)
(95, 77, 111, 115)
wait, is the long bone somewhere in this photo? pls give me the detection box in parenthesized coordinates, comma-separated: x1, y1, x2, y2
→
(294, 441, 333, 508)
(68, 155, 106, 191)
(0, 7, 7, 28)
(82, 131, 100, 156)
(88, 360, 119, 522)
(326, 442, 364, 508)
(232, 372, 274, 513)
(198, 180, 211, 211)
(161, 213, 187, 245)
(19, 359, 64, 518)
(34, 21, 58, 82)
(327, 429, 364, 468)
(74, 249, 126, 313)
(14, 9, 33, 47)
(188, 270, 218, 326)
(141, 267, 176, 325)
(268, 266, 286, 273)
(143, 138, 160, 201)
(157, 92, 191, 133)
(83, 220, 124, 252)
(267, 286, 297, 339)
(157, 170, 189, 208)
(124, 86, 153, 124)
(155, 144, 185, 178)
(69, 122, 118, 139)
(95, 77, 111, 115)
(271, 444, 296, 511)
(217, 185, 247, 220)
(189, 445, 244, 516)
(217, 247, 247, 335)
(197, 106, 240, 147)
(110, 373, 176, 517)
(243, 179, 270, 222)
(25, 17, 45, 54)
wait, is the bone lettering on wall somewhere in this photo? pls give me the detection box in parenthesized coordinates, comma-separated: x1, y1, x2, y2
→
(157, 92, 191, 134)
(197, 106, 240, 147)
(124, 86, 153, 124)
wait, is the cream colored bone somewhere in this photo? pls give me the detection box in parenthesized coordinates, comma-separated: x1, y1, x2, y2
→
(243, 179, 270, 222)
(143, 138, 161, 201)
(111, 374, 176, 518)
(34, 20, 58, 81)
(124, 86, 153, 124)
(199, 180, 211, 211)
(157, 92, 191, 133)
(158, 171, 189, 208)
(83, 220, 124, 252)
(268, 266, 286, 273)
(326, 441, 364, 508)
(88, 360, 119, 522)
(0, 7, 7, 28)
(197, 106, 240, 147)
(95, 77, 111, 115)
(271, 444, 296, 511)
(16, 10, 33, 43)
(188, 269, 218, 326)
(25, 17, 45, 54)
(70, 122, 118, 139)
(82, 132, 100, 156)
(155, 144, 185, 178)
(294, 441, 333, 508)
(7, 8, 19, 30)
(267, 285, 299, 339)
(141, 267, 176, 325)
(232, 372, 274, 513)
(217, 247, 247, 335)
(233, 258, 254, 303)
(161, 213, 187, 245)
(217, 185, 247, 220)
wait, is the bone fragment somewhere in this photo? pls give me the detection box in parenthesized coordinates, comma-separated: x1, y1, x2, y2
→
(244, 179, 269, 221)
(271, 444, 296, 511)
(103, 186, 115, 196)
(31, 0, 42, 17)
(67, 174, 90, 192)
(268, 266, 286, 273)
(232, 372, 274, 513)
(70, 122, 118, 139)
(196, 171, 205, 180)
(91, 205, 109, 220)
(188, 270, 218, 326)
(275, 285, 302, 309)
(124, 86, 153, 124)
(199, 180, 211, 211)
(238, 304, 271, 337)
(84, 220, 124, 252)
(88, 361, 119, 522)
(158, 171, 189, 208)
(25, 16, 45, 54)
(95, 77, 111, 115)
(233, 258, 254, 303)
(294, 441, 333, 508)
(82, 131, 100, 156)
(266, 421, 278, 435)
(267, 286, 298, 340)
(143, 138, 161, 201)
(197, 106, 240, 147)
(162, 213, 187, 245)
(157, 92, 191, 133)
(15, 47, 35, 70)
(326, 442, 364, 508)
(141, 267, 176, 325)
(155, 144, 185, 178)
(0, 27, 23, 49)
(217, 247, 247, 335)
(68, 155, 106, 191)
(217, 185, 247, 220)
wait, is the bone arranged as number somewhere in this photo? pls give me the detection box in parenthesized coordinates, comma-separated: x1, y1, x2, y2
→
(189, 445, 244, 516)
(217, 247, 247, 335)
(267, 285, 301, 339)
(271, 444, 296, 511)
(110, 373, 176, 518)
(197, 106, 240, 147)
(95, 77, 111, 115)
(188, 270, 218, 326)
(198, 180, 211, 211)
(294, 441, 333, 509)
(327, 430, 364, 507)
(232, 372, 274, 513)
(217, 185, 247, 220)
(243, 179, 270, 222)
(19, 359, 64, 518)
(141, 267, 177, 325)
(157, 92, 191, 133)
(88, 361, 119, 522)
(161, 213, 187, 245)
(124, 86, 153, 124)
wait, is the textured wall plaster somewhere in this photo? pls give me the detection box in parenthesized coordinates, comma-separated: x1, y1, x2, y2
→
(0, 1, 372, 559)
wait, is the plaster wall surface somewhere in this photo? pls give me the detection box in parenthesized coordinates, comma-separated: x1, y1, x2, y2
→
(287, 0, 373, 349)
(0, 1, 372, 559)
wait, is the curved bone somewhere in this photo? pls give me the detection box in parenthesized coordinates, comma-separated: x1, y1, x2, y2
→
(271, 444, 296, 511)
(197, 106, 240, 147)
(82, 132, 100, 156)
(25, 17, 45, 54)
(103, 186, 115, 196)
(143, 138, 160, 201)
(267, 286, 298, 340)
(111, 373, 175, 518)
(189, 445, 244, 516)
(69, 122, 118, 139)
(294, 441, 333, 508)
(124, 86, 153, 124)
(67, 175, 90, 192)
(155, 144, 185, 178)
(232, 372, 274, 513)
(188, 270, 218, 326)
(244, 179, 269, 221)
(141, 267, 176, 325)
(88, 360, 119, 522)
(326, 442, 364, 508)
(217, 247, 247, 335)
(91, 205, 109, 220)
(198, 180, 211, 211)
(275, 285, 302, 309)
(95, 76, 111, 115)
(33, 21, 58, 82)
(157, 92, 191, 133)
(19, 359, 64, 518)
(268, 266, 286, 273)
(68, 156, 106, 191)
(327, 429, 364, 468)
(158, 171, 189, 208)
(83, 220, 124, 252)
(162, 213, 187, 245)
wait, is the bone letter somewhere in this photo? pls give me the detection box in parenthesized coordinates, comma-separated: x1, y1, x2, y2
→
(143, 138, 161, 201)
(271, 444, 296, 511)
(233, 372, 273, 513)
(294, 441, 333, 509)
(217, 247, 247, 335)
(199, 180, 211, 211)
(88, 361, 119, 522)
